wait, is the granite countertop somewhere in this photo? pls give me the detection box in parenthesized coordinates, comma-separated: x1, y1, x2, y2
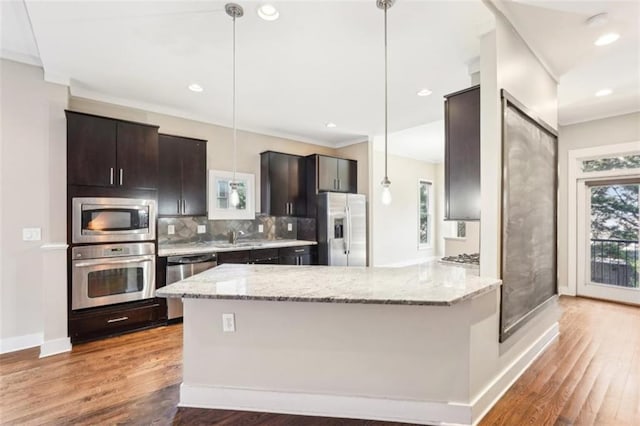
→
(158, 239, 317, 257)
(156, 262, 501, 306)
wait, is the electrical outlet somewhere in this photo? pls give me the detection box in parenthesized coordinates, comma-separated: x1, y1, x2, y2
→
(222, 313, 236, 332)
(22, 228, 41, 241)
(167, 225, 175, 235)
(287, 223, 293, 231)
(197, 225, 206, 234)
(258, 224, 264, 233)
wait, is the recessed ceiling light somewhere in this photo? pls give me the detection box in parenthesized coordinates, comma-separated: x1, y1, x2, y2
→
(326, 122, 337, 128)
(188, 83, 204, 92)
(257, 4, 279, 21)
(595, 89, 612, 97)
(594, 33, 620, 46)
(417, 89, 432, 97)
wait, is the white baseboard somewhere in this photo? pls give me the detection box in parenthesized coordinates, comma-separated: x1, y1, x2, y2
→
(180, 384, 472, 425)
(470, 322, 560, 424)
(0, 332, 43, 354)
(39, 337, 72, 358)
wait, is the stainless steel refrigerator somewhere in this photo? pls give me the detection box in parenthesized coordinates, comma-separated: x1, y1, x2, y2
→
(317, 192, 366, 266)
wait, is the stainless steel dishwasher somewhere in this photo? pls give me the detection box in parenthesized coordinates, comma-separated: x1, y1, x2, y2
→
(165, 253, 217, 320)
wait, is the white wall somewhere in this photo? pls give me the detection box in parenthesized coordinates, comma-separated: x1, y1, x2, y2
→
(557, 112, 640, 293)
(444, 222, 480, 257)
(0, 59, 68, 352)
(370, 146, 441, 266)
(480, 15, 558, 278)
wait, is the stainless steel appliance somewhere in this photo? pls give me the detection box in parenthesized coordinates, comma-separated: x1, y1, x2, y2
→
(72, 197, 156, 244)
(71, 242, 156, 310)
(317, 192, 366, 266)
(166, 253, 218, 320)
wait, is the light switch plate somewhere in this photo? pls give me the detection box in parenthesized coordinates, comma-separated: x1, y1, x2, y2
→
(258, 224, 264, 233)
(197, 225, 206, 234)
(287, 223, 293, 231)
(167, 225, 175, 235)
(22, 228, 41, 241)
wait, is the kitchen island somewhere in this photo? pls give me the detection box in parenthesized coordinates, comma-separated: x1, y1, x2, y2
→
(157, 262, 559, 425)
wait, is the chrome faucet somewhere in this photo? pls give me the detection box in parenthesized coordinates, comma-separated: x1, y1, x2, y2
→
(228, 230, 245, 244)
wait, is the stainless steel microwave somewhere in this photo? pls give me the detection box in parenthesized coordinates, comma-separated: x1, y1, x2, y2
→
(72, 197, 156, 244)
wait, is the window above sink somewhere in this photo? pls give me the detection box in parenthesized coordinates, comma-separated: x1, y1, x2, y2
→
(208, 170, 256, 220)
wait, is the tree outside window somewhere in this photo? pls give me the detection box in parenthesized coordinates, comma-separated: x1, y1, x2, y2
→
(419, 180, 432, 247)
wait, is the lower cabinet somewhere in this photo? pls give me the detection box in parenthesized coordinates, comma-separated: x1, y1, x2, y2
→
(69, 300, 165, 344)
(279, 245, 313, 265)
(217, 245, 315, 265)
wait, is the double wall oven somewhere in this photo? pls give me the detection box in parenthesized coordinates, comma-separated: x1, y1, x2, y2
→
(71, 197, 157, 311)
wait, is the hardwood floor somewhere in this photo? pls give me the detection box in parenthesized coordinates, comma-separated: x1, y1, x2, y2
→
(0, 296, 638, 425)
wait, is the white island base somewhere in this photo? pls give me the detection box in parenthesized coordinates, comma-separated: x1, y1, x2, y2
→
(168, 264, 559, 425)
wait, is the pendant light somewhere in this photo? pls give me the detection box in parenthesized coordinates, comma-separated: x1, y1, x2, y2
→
(378, 0, 393, 205)
(226, 3, 243, 207)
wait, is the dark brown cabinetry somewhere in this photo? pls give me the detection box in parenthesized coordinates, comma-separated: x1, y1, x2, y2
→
(68, 299, 164, 344)
(307, 154, 357, 193)
(66, 111, 159, 190)
(444, 85, 480, 221)
(261, 151, 306, 217)
(279, 245, 313, 265)
(158, 134, 207, 216)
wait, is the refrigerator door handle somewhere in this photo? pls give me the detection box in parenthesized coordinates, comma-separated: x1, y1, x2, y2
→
(343, 206, 349, 255)
(346, 205, 352, 255)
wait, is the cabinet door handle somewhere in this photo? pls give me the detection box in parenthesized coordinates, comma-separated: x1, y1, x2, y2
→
(119, 168, 123, 186)
(337, 179, 341, 190)
(178, 199, 181, 214)
(107, 316, 128, 323)
(333, 178, 337, 190)
(294, 249, 305, 253)
(182, 199, 186, 214)
(109, 168, 114, 185)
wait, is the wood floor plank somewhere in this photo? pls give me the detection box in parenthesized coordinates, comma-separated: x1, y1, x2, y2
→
(1, 296, 638, 426)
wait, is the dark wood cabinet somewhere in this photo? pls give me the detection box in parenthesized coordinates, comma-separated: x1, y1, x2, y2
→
(261, 151, 307, 217)
(309, 154, 357, 193)
(305, 154, 357, 218)
(444, 85, 480, 221)
(217, 250, 252, 265)
(279, 245, 313, 265)
(66, 111, 159, 190)
(68, 300, 164, 344)
(158, 134, 207, 216)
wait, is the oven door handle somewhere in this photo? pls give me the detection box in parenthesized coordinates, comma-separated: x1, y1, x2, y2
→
(73, 257, 153, 268)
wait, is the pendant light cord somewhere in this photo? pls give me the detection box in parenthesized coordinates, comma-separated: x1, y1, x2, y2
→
(232, 13, 237, 183)
(383, 2, 388, 181)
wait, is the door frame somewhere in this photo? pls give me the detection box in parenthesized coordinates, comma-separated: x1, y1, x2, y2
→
(567, 141, 640, 297)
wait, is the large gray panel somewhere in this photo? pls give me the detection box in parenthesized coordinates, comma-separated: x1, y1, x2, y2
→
(500, 91, 558, 342)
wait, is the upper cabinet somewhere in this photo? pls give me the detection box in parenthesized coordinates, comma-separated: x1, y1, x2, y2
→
(260, 151, 306, 217)
(66, 111, 159, 190)
(308, 155, 357, 193)
(158, 134, 207, 216)
(444, 85, 480, 221)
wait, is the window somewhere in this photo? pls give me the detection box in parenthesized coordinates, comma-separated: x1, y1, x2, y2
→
(419, 180, 432, 248)
(582, 154, 640, 172)
(457, 221, 466, 238)
(208, 170, 255, 220)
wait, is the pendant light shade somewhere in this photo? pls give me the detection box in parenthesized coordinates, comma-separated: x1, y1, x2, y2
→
(378, 0, 394, 206)
(226, 3, 243, 207)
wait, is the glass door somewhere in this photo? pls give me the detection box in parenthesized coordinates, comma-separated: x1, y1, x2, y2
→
(578, 181, 639, 304)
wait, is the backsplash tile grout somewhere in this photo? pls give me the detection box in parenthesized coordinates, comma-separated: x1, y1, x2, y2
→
(158, 214, 315, 245)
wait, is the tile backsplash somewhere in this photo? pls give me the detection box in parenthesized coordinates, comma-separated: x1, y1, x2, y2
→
(158, 214, 315, 245)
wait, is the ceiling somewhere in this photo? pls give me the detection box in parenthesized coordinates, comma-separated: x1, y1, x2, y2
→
(1, 0, 638, 153)
(372, 120, 445, 163)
